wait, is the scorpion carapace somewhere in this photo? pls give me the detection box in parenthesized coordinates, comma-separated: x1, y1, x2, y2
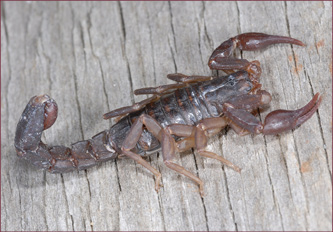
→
(15, 33, 322, 196)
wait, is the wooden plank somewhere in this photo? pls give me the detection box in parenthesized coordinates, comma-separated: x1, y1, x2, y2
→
(1, 1, 331, 231)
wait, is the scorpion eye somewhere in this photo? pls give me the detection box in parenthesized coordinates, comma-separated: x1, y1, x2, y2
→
(228, 75, 235, 81)
(227, 79, 236, 86)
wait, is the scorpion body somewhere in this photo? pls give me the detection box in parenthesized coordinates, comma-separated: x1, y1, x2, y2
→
(111, 70, 254, 154)
(15, 71, 253, 172)
(15, 33, 322, 196)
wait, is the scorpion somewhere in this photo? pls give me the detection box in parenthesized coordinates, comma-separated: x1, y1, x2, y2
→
(15, 33, 322, 196)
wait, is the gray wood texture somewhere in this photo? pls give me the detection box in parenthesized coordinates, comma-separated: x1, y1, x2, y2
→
(1, 1, 332, 231)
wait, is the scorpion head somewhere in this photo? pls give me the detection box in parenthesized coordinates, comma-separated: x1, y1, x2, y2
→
(206, 71, 254, 97)
(204, 71, 257, 115)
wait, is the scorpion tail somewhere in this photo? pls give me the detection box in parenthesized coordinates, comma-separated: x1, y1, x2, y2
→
(15, 95, 60, 171)
(14, 95, 117, 173)
(15, 95, 58, 153)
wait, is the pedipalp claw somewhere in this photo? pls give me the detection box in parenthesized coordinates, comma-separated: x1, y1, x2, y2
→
(208, 32, 304, 74)
(263, 93, 322, 135)
(234, 33, 305, 51)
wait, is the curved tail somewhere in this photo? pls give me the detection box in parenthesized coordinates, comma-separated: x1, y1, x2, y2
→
(14, 95, 117, 173)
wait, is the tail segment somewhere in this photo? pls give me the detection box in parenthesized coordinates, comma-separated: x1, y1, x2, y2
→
(14, 95, 117, 173)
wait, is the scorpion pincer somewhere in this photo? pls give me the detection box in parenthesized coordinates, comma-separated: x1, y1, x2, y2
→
(15, 33, 322, 196)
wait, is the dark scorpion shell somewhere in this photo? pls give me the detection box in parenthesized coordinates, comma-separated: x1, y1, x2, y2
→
(109, 71, 253, 156)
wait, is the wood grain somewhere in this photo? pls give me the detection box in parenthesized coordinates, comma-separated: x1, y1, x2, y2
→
(1, 1, 331, 231)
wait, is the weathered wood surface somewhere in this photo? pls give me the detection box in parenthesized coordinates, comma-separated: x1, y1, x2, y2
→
(1, 1, 332, 231)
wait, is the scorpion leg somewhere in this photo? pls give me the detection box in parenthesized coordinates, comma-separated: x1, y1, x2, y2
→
(134, 83, 186, 95)
(166, 123, 215, 152)
(166, 121, 225, 152)
(166, 124, 196, 152)
(165, 118, 241, 173)
(194, 118, 242, 173)
(161, 130, 204, 196)
(103, 95, 159, 119)
(134, 74, 214, 96)
(122, 114, 205, 195)
(208, 33, 305, 79)
(121, 115, 162, 192)
(167, 73, 214, 83)
(229, 122, 250, 136)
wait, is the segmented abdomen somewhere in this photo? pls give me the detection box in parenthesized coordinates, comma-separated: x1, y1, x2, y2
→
(146, 83, 215, 126)
(108, 83, 216, 156)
